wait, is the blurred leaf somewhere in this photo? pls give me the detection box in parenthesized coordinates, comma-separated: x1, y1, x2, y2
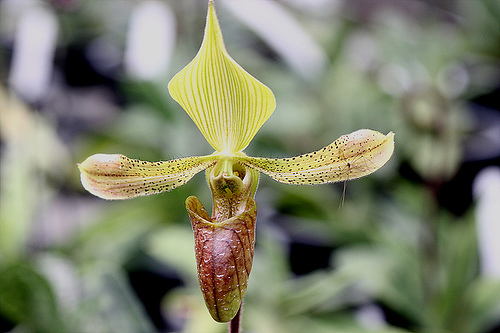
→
(460, 0, 500, 57)
(147, 224, 197, 284)
(469, 278, 500, 333)
(69, 199, 160, 264)
(434, 212, 478, 332)
(163, 289, 224, 333)
(0, 87, 69, 262)
(76, 264, 155, 333)
(0, 263, 66, 332)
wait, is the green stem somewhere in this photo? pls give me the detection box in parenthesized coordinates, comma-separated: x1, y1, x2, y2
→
(228, 304, 242, 333)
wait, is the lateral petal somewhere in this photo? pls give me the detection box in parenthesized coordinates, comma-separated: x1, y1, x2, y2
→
(78, 154, 217, 200)
(240, 129, 394, 184)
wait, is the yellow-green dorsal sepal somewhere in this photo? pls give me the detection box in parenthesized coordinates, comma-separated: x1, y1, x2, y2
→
(168, 1, 276, 154)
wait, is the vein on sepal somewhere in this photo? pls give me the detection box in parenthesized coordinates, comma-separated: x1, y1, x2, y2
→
(168, 1, 276, 154)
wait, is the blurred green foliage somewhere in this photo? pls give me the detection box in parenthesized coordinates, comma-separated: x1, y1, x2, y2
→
(1, 0, 500, 332)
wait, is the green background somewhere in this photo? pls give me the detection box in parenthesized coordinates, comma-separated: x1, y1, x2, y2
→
(1, 0, 500, 332)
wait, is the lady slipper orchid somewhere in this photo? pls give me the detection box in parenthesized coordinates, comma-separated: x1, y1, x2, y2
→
(78, 0, 394, 324)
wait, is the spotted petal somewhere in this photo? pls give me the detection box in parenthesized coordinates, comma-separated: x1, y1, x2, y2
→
(78, 154, 217, 200)
(239, 129, 394, 184)
(168, 1, 276, 154)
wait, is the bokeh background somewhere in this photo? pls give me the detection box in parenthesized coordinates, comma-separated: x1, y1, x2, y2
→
(1, 0, 500, 332)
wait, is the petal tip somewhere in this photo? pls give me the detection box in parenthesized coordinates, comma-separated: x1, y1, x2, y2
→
(78, 154, 121, 200)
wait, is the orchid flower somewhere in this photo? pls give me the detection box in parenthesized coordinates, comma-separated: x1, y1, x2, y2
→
(78, 0, 394, 323)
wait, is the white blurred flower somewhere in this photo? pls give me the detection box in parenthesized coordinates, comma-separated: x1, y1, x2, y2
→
(9, 4, 58, 102)
(124, 1, 176, 80)
(474, 166, 500, 278)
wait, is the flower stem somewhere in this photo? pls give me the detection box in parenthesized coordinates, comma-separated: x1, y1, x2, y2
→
(228, 304, 242, 333)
